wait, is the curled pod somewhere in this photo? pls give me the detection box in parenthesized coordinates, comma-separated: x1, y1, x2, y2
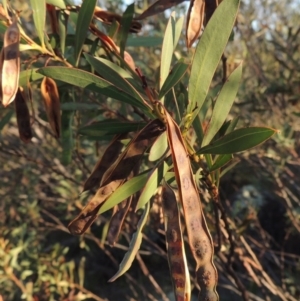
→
(40, 77, 61, 138)
(101, 119, 165, 186)
(83, 133, 126, 192)
(107, 196, 132, 246)
(115, 46, 136, 70)
(186, 0, 205, 48)
(68, 179, 124, 235)
(1, 20, 20, 107)
(14, 87, 33, 143)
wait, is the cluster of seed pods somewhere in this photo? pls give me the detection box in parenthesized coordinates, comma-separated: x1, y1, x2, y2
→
(0, 18, 62, 140)
(164, 109, 219, 301)
(68, 119, 165, 236)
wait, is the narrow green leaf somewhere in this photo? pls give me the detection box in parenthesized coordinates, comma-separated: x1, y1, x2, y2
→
(117, 3, 135, 58)
(61, 102, 101, 111)
(108, 202, 150, 282)
(192, 115, 204, 143)
(84, 54, 145, 103)
(46, 0, 66, 9)
(197, 127, 277, 154)
(78, 120, 147, 137)
(61, 109, 74, 166)
(149, 132, 168, 162)
(0, 110, 14, 131)
(37, 67, 150, 111)
(74, 0, 97, 66)
(209, 154, 233, 172)
(58, 10, 68, 54)
(220, 160, 240, 178)
(174, 16, 184, 49)
(188, 0, 240, 120)
(202, 63, 242, 146)
(158, 61, 189, 99)
(126, 36, 163, 47)
(160, 13, 176, 91)
(136, 162, 169, 210)
(87, 56, 144, 94)
(99, 172, 149, 214)
(30, 0, 46, 48)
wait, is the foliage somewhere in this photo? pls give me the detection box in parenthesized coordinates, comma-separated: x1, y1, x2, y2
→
(0, 0, 299, 301)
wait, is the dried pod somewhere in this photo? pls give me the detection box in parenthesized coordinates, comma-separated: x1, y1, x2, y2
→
(94, 7, 142, 33)
(46, 4, 59, 34)
(186, 0, 205, 48)
(115, 46, 136, 70)
(107, 196, 132, 246)
(106, 161, 140, 246)
(135, 0, 185, 20)
(69, 119, 165, 236)
(83, 133, 126, 192)
(162, 183, 191, 301)
(40, 77, 61, 138)
(164, 109, 219, 300)
(14, 87, 32, 143)
(1, 20, 20, 107)
(68, 179, 124, 235)
(101, 119, 165, 186)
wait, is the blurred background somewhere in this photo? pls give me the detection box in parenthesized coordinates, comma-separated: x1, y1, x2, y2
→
(0, 0, 299, 300)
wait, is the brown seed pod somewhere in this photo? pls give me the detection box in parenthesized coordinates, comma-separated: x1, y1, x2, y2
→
(135, 0, 185, 20)
(107, 196, 132, 246)
(83, 133, 127, 192)
(14, 87, 33, 143)
(1, 20, 20, 107)
(204, 0, 218, 24)
(69, 119, 165, 236)
(40, 77, 61, 138)
(162, 182, 191, 301)
(116, 46, 136, 71)
(164, 109, 219, 301)
(46, 4, 59, 34)
(101, 119, 165, 186)
(186, 0, 205, 48)
(68, 180, 124, 235)
(94, 8, 142, 33)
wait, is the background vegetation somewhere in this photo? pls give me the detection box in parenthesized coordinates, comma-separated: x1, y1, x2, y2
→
(0, 0, 299, 300)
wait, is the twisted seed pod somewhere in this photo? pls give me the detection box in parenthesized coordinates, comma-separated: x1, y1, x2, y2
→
(107, 196, 132, 246)
(186, 0, 205, 48)
(68, 179, 124, 235)
(83, 133, 126, 192)
(101, 119, 165, 186)
(135, 0, 185, 20)
(68, 119, 165, 235)
(40, 77, 61, 138)
(14, 87, 32, 143)
(162, 183, 191, 301)
(164, 110, 218, 301)
(1, 20, 20, 107)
